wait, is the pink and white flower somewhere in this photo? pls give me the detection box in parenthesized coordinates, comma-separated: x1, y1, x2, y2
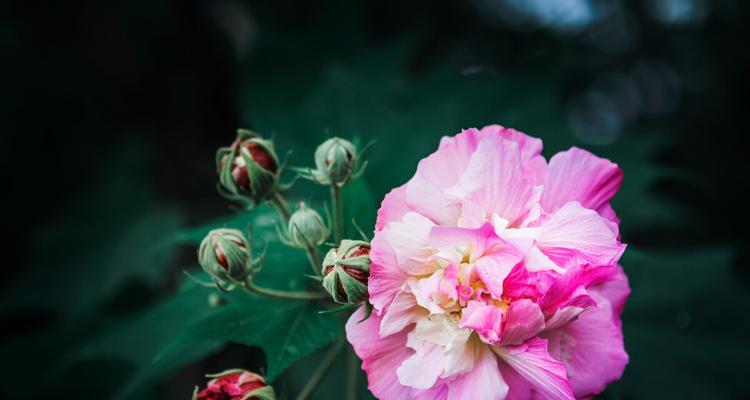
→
(347, 125, 629, 400)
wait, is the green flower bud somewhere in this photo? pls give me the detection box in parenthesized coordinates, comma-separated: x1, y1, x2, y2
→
(193, 369, 275, 400)
(287, 203, 329, 249)
(217, 129, 280, 206)
(312, 137, 357, 187)
(321, 240, 371, 304)
(198, 228, 253, 285)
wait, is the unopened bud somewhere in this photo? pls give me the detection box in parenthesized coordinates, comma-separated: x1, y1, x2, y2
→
(198, 228, 253, 285)
(217, 129, 279, 205)
(287, 203, 329, 249)
(312, 137, 357, 187)
(193, 369, 275, 400)
(321, 240, 371, 304)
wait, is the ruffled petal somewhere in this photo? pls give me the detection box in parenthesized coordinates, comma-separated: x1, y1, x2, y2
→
(478, 125, 547, 185)
(380, 288, 423, 336)
(447, 345, 509, 400)
(474, 250, 524, 300)
(375, 184, 411, 232)
(541, 147, 622, 221)
(543, 290, 629, 398)
(406, 129, 483, 225)
(495, 338, 575, 400)
(501, 299, 545, 346)
(537, 202, 625, 268)
(386, 212, 436, 275)
(457, 136, 538, 227)
(459, 300, 505, 344)
(368, 228, 410, 315)
(346, 307, 416, 399)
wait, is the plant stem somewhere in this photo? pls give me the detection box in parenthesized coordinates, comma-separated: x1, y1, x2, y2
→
(295, 339, 344, 400)
(271, 191, 322, 275)
(269, 192, 292, 222)
(330, 185, 343, 242)
(305, 245, 322, 275)
(243, 279, 327, 301)
(347, 345, 358, 400)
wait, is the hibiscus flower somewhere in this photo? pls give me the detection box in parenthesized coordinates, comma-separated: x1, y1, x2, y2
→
(347, 125, 629, 400)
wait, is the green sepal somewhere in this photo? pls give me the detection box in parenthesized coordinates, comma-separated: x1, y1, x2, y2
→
(243, 385, 276, 400)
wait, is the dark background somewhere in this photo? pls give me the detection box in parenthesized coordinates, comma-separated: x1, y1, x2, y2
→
(3, 0, 750, 398)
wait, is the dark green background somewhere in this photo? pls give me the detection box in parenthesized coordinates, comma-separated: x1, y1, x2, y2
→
(3, 0, 749, 399)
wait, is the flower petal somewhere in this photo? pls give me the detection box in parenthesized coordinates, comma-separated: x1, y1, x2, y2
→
(368, 228, 410, 315)
(538, 202, 625, 268)
(386, 212, 436, 275)
(459, 300, 505, 344)
(541, 147, 622, 221)
(495, 338, 575, 400)
(346, 307, 416, 399)
(406, 129, 483, 225)
(543, 290, 629, 398)
(474, 250, 524, 300)
(447, 345, 509, 400)
(457, 136, 538, 227)
(375, 184, 411, 232)
(501, 299, 545, 346)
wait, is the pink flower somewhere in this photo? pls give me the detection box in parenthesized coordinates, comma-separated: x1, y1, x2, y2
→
(347, 126, 629, 400)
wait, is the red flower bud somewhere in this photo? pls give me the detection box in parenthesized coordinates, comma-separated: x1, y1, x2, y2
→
(193, 370, 275, 400)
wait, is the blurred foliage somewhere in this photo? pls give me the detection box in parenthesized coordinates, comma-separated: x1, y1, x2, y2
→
(2, 0, 749, 399)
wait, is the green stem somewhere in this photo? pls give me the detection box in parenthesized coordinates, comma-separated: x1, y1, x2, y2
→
(269, 192, 292, 221)
(347, 345, 358, 400)
(295, 339, 344, 400)
(243, 279, 327, 301)
(330, 185, 343, 242)
(305, 245, 322, 275)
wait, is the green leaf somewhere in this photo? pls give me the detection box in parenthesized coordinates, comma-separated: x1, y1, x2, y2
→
(157, 288, 341, 381)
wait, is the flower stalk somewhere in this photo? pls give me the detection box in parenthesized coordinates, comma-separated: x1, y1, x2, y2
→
(295, 339, 345, 400)
(242, 278, 327, 301)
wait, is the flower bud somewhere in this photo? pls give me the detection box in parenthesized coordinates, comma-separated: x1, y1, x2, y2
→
(287, 203, 329, 249)
(312, 137, 357, 187)
(193, 369, 276, 400)
(217, 129, 280, 205)
(198, 228, 253, 285)
(321, 240, 371, 304)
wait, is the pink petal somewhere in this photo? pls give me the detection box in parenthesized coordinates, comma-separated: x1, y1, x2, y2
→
(495, 338, 575, 400)
(428, 222, 502, 263)
(457, 136, 539, 227)
(369, 228, 410, 315)
(405, 129, 483, 225)
(386, 212, 436, 275)
(375, 184, 411, 232)
(538, 202, 626, 268)
(543, 290, 629, 398)
(346, 307, 416, 399)
(447, 345, 509, 400)
(459, 300, 505, 344)
(478, 124, 547, 185)
(539, 264, 619, 317)
(397, 336, 447, 389)
(380, 289, 422, 337)
(474, 250, 524, 300)
(541, 147, 623, 221)
(501, 299, 545, 346)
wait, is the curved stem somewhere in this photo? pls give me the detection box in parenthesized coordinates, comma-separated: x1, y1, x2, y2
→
(295, 339, 344, 400)
(242, 279, 327, 300)
(330, 185, 343, 242)
(305, 245, 322, 275)
(270, 192, 292, 222)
